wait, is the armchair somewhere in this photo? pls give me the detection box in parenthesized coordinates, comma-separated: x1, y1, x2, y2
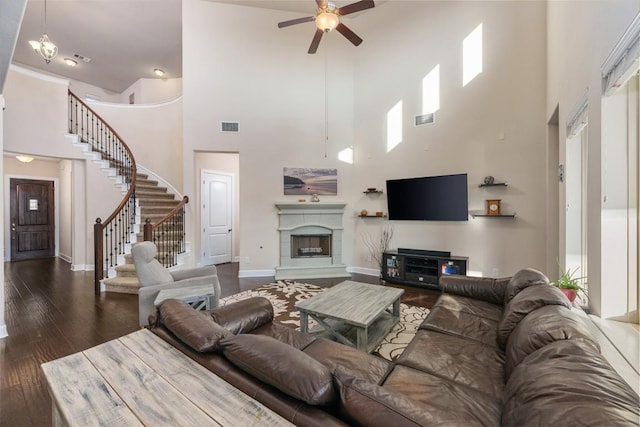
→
(131, 241, 221, 326)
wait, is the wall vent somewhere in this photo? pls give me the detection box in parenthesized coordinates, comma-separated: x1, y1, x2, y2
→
(414, 113, 435, 126)
(73, 53, 92, 63)
(221, 121, 239, 133)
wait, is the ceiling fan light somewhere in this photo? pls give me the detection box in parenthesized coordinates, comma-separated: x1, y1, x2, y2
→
(315, 12, 339, 32)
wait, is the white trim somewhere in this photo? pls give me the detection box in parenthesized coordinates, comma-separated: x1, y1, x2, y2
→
(59, 253, 72, 263)
(238, 269, 276, 278)
(70, 264, 86, 271)
(85, 95, 182, 109)
(602, 12, 640, 95)
(9, 64, 70, 86)
(347, 266, 380, 277)
(0, 325, 7, 339)
(4, 174, 60, 262)
(566, 89, 589, 138)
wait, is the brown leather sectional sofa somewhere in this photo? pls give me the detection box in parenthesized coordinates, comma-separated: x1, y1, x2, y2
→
(148, 268, 640, 426)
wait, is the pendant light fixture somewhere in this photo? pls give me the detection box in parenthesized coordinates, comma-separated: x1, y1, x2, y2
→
(28, 0, 58, 64)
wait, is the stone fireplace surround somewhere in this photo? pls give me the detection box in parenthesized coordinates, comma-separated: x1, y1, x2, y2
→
(275, 203, 349, 280)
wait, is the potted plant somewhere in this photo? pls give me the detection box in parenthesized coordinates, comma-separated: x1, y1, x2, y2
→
(550, 261, 587, 302)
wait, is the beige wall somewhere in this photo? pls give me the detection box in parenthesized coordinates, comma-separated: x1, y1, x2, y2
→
(183, 0, 547, 278)
(0, 95, 5, 338)
(546, 0, 640, 316)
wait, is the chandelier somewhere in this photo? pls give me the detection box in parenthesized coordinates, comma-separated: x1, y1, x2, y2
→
(28, 0, 58, 64)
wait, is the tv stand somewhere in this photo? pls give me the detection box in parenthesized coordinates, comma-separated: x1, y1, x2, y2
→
(382, 250, 468, 290)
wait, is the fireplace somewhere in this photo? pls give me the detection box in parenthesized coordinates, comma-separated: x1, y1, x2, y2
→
(291, 234, 331, 258)
(275, 203, 349, 280)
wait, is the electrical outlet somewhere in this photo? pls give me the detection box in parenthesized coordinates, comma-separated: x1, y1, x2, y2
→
(245, 256, 251, 264)
(367, 255, 372, 262)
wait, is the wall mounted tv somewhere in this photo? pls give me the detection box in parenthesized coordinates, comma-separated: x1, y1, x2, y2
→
(386, 173, 469, 221)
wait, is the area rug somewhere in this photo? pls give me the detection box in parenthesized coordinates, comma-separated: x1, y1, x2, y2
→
(219, 280, 429, 361)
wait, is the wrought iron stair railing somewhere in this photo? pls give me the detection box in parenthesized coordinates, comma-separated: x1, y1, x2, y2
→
(143, 196, 189, 268)
(69, 90, 137, 293)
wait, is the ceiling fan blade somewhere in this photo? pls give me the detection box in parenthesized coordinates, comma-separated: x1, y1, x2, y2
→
(316, 0, 328, 9)
(278, 16, 315, 28)
(336, 23, 363, 46)
(308, 29, 324, 54)
(337, 0, 375, 16)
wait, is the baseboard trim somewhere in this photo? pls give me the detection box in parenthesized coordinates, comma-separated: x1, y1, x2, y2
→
(238, 269, 275, 278)
(0, 325, 7, 339)
(59, 253, 72, 264)
(347, 266, 380, 277)
(70, 264, 85, 271)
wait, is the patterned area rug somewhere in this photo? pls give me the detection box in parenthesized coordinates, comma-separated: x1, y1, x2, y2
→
(219, 280, 430, 361)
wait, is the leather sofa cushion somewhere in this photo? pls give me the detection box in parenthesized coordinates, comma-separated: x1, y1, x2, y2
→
(503, 339, 640, 426)
(504, 304, 599, 379)
(303, 338, 393, 385)
(382, 365, 502, 426)
(333, 366, 433, 426)
(251, 322, 317, 351)
(210, 297, 274, 334)
(439, 275, 510, 305)
(220, 334, 337, 406)
(503, 268, 549, 305)
(497, 284, 570, 348)
(157, 299, 231, 352)
(396, 329, 506, 399)
(419, 304, 499, 347)
(428, 293, 503, 321)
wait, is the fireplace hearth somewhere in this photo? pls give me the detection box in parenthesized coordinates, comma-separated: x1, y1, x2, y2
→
(275, 203, 349, 280)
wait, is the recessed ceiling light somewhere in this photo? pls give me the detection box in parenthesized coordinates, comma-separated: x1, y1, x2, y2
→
(153, 68, 165, 77)
(64, 58, 77, 67)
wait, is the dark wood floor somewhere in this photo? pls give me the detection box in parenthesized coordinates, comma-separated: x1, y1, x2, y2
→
(1, 257, 440, 426)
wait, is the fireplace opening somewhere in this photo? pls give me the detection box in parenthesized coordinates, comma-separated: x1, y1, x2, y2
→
(291, 234, 332, 258)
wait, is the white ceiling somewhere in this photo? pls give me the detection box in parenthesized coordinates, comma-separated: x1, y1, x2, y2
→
(12, 0, 378, 94)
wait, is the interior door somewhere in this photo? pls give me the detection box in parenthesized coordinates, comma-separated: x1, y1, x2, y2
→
(201, 171, 233, 265)
(10, 178, 55, 261)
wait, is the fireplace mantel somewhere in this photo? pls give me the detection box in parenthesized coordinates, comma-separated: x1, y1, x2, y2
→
(275, 202, 349, 280)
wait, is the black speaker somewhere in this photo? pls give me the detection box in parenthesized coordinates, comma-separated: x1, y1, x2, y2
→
(397, 248, 451, 258)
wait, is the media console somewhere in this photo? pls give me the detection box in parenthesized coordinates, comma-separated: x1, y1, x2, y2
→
(382, 249, 468, 290)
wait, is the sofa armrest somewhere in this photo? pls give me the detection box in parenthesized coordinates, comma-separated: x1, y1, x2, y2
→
(170, 265, 217, 281)
(210, 297, 274, 334)
(138, 276, 221, 327)
(439, 275, 510, 305)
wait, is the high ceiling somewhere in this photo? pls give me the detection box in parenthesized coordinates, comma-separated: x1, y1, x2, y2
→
(12, 0, 376, 94)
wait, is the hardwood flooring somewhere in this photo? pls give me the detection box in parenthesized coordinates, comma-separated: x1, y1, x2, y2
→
(1, 257, 440, 426)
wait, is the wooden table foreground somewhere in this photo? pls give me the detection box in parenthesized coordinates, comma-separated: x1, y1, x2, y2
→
(41, 329, 293, 426)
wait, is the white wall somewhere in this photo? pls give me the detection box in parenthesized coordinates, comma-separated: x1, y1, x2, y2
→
(0, 95, 5, 339)
(547, 0, 640, 316)
(86, 97, 184, 192)
(121, 78, 183, 105)
(183, 0, 547, 278)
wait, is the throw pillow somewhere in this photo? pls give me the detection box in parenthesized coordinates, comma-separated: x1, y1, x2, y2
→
(158, 299, 231, 352)
(210, 297, 274, 334)
(219, 334, 336, 406)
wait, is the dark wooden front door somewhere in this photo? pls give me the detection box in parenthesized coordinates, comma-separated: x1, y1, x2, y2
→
(10, 179, 55, 261)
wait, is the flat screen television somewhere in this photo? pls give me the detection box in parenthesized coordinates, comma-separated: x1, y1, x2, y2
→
(386, 173, 468, 221)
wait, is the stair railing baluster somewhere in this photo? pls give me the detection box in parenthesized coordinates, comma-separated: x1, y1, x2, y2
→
(143, 195, 189, 268)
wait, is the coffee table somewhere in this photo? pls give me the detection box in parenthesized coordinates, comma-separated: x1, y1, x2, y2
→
(154, 283, 215, 310)
(295, 280, 404, 353)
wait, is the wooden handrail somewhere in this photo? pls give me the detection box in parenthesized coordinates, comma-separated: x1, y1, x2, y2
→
(68, 90, 138, 293)
(143, 195, 189, 240)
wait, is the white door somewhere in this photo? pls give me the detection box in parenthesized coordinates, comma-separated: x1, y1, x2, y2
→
(201, 171, 233, 265)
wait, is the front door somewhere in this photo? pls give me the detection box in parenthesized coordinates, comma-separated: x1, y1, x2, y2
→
(201, 171, 233, 265)
(10, 178, 55, 261)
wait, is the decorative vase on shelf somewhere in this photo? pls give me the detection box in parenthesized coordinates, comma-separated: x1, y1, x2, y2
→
(360, 210, 368, 217)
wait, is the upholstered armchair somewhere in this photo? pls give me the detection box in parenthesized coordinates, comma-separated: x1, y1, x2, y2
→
(132, 241, 220, 326)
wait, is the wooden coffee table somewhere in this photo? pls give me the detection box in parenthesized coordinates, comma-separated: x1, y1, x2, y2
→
(295, 280, 404, 353)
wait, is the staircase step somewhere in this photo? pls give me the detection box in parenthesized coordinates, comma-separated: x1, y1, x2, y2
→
(136, 185, 168, 193)
(140, 206, 180, 215)
(136, 191, 174, 200)
(138, 199, 180, 207)
(136, 178, 160, 187)
(103, 276, 140, 294)
(115, 263, 137, 277)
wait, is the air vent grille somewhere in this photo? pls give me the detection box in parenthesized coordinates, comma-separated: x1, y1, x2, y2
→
(73, 53, 92, 63)
(221, 122, 239, 133)
(415, 113, 435, 126)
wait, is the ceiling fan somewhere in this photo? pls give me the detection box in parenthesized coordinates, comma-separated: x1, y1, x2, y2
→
(278, 0, 375, 54)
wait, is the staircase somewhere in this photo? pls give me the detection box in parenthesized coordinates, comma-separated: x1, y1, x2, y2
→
(101, 173, 183, 294)
(68, 90, 189, 294)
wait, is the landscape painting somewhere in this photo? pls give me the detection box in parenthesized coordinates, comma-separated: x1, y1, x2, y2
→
(284, 168, 338, 195)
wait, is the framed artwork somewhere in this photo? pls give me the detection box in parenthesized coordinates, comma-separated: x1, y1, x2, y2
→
(284, 168, 338, 195)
